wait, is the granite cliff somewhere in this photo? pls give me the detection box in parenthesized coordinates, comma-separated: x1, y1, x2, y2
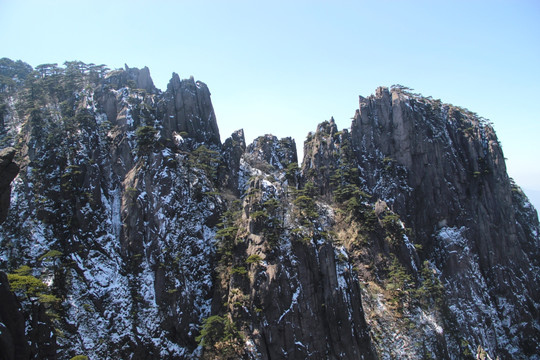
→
(0, 59, 538, 359)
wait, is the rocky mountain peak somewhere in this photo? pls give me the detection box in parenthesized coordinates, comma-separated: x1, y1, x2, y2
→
(164, 73, 221, 146)
(124, 64, 156, 93)
(305, 86, 540, 358)
(102, 64, 156, 93)
(316, 116, 338, 135)
(245, 134, 297, 171)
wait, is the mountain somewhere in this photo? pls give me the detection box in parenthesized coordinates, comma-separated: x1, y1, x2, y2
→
(0, 58, 538, 359)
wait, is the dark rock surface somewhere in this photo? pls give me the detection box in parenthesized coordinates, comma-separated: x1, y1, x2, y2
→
(0, 272, 30, 360)
(0, 147, 18, 223)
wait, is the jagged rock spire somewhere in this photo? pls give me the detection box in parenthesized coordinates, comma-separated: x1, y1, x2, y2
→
(163, 73, 221, 146)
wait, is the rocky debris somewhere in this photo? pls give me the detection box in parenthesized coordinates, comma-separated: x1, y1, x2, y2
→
(0, 147, 18, 223)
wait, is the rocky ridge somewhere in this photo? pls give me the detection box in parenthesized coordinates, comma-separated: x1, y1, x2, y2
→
(0, 59, 538, 359)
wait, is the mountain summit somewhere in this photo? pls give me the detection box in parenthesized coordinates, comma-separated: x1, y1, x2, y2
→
(0, 59, 538, 359)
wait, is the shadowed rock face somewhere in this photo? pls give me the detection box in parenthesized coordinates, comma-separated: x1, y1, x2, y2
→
(0, 148, 25, 360)
(0, 63, 225, 358)
(352, 87, 538, 283)
(0, 147, 18, 223)
(0, 271, 29, 360)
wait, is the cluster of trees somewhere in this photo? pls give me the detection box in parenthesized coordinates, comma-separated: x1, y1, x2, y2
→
(196, 315, 244, 359)
(292, 181, 318, 225)
(6, 250, 64, 328)
(385, 256, 444, 311)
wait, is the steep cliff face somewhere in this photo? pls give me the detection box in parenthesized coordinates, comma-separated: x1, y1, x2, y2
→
(0, 59, 222, 359)
(0, 59, 538, 360)
(213, 134, 375, 359)
(348, 86, 539, 358)
(301, 86, 539, 358)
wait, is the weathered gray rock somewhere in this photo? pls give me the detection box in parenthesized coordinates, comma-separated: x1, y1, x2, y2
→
(245, 134, 297, 171)
(302, 117, 351, 196)
(223, 136, 375, 359)
(101, 65, 156, 93)
(163, 73, 221, 146)
(124, 64, 156, 93)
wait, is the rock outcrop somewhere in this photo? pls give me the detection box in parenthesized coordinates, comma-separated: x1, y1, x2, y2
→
(164, 73, 221, 146)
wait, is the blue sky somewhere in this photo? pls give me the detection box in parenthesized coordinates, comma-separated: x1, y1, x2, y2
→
(1, 0, 539, 210)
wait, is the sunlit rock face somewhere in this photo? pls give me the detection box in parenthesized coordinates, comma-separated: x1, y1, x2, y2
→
(0, 60, 538, 359)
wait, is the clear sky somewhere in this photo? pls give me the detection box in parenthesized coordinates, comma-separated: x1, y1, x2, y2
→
(1, 0, 539, 210)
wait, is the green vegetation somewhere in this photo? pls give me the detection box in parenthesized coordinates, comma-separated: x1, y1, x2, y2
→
(7, 266, 47, 299)
(189, 144, 220, 178)
(196, 315, 244, 359)
(215, 201, 242, 265)
(231, 266, 248, 276)
(39, 249, 63, 262)
(285, 162, 299, 185)
(334, 183, 371, 217)
(385, 255, 413, 309)
(135, 125, 157, 153)
(292, 181, 318, 224)
(381, 212, 405, 246)
(329, 148, 375, 227)
(460, 338, 473, 357)
(247, 193, 283, 247)
(125, 186, 138, 202)
(463, 126, 475, 136)
(69, 356, 89, 360)
(249, 210, 268, 220)
(7, 265, 60, 305)
(245, 254, 263, 265)
(416, 260, 444, 309)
